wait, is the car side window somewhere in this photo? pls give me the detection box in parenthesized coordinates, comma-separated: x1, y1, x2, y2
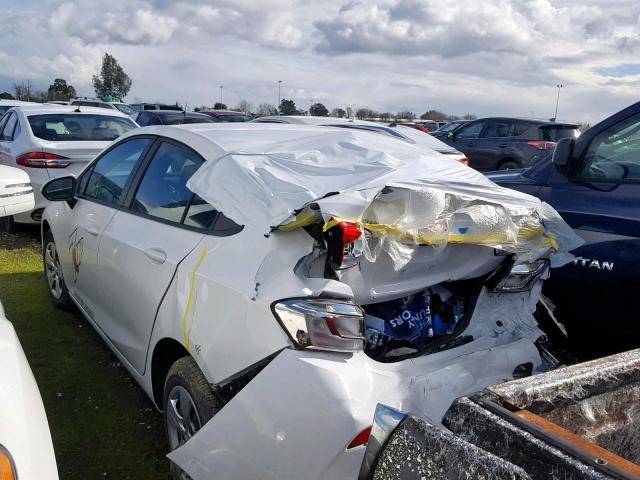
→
(581, 113, 640, 182)
(0, 113, 17, 141)
(183, 194, 219, 230)
(131, 142, 203, 224)
(83, 138, 152, 205)
(482, 121, 513, 138)
(0, 114, 9, 136)
(455, 121, 485, 140)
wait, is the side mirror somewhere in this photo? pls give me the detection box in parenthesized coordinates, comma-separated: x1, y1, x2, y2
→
(552, 137, 575, 173)
(42, 176, 76, 202)
(0, 165, 35, 217)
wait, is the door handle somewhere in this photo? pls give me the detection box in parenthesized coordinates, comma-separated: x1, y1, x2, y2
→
(144, 247, 167, 265)
(498, 144, 508, 148)
(86, 225, 100, 237)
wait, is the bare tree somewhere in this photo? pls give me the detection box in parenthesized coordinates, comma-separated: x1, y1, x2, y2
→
(257, 103, 278, 116)
(13, 80, 33, 101)
(235, 100, 254, 114)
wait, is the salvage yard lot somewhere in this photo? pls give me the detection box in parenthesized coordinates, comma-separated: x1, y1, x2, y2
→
(0, 229, 168, 479)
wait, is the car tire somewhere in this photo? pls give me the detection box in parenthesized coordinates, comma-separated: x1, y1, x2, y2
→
(499, 161, 520, 170)
(43, 230, 75, 310)
(0, 215, 17, 234)
(164, 356, 220, 480)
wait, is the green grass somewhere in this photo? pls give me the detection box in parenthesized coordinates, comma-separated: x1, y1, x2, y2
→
(0, 235, 169, 479)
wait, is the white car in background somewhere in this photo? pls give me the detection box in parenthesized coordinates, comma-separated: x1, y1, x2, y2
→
(252, 115, 470, 164)
(0, 105, 137, 230)
(0, 99, 43, 117)
(41, 123, 580, 479)
(0, 169, 58, 480)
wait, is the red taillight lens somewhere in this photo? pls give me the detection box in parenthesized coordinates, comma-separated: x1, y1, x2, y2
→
(457, 157, 470, 166)
(527, 141, 557, 150)
(324, 221, 363, 269)
(16, 151, 70, 168)
(347, 426, 372, 449)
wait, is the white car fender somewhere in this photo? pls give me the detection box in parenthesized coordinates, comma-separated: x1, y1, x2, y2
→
(0, 314, 58, 479)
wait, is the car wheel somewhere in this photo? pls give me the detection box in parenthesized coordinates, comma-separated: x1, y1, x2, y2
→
(499, 161, 519, 170)
(164, 356, 220, 480)
(43, 230, 75, 310)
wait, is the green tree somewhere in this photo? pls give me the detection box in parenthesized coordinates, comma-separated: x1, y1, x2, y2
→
(279, 98, 297, 115)
(92, 53, 132, 100)
(0, 92, 14, 100)
(330, 108, 346, 118)
(213, 102, 227, 110)
(47, 78, 77, 101)
(309, 103, 329, 116)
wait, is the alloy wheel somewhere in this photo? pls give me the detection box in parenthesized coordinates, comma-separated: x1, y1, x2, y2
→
(45, 241, 63, 299)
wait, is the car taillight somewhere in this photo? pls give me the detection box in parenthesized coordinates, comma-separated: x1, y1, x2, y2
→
(272, 298, 365, 352)
(324, 220, 363, 269)
(0, 445, 17, 480)
(457, 157, 470, 166)
(16, 151, 70, 168)
(347, 426, 372, 449)
(527, 141, 557, 150)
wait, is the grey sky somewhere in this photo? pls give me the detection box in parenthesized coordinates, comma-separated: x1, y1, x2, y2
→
(0, 0, 638, 123)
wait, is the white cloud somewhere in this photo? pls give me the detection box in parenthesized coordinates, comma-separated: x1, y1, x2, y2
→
(0, 0, 638, 123)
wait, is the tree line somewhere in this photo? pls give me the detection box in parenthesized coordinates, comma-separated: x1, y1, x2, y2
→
(2, 53, 132, 103)
(2, 52, 478, 122)
(195, 98, 477, 121)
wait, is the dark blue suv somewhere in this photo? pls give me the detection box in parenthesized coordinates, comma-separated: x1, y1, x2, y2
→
(488, 101, 640, 351)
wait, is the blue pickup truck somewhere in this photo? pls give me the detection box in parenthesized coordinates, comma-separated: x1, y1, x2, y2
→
(488, 101, 640, 352)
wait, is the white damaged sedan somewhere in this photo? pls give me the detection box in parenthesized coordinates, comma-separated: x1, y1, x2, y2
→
(40, 124, 582, 479)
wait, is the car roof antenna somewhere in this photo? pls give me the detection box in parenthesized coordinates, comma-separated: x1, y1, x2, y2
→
(74, 106, 81, 112)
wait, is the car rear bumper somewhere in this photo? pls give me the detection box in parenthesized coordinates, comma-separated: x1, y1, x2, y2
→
(168, 335, 542, 479)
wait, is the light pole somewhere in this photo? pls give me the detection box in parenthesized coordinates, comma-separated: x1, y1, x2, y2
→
(219, 85, 223, 106)
(554, 84, 563, 121)
(278, 80, 282, 108)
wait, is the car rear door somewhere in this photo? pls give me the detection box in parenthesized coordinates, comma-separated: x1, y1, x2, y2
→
(94, 139, 217, 374)
(539, 111, 640, 347)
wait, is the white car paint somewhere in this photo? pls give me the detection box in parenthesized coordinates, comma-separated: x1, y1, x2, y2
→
(0, 305, 59, 480)
(0, 105, 137, 224)
(42, 123, 579, 479)
(252, 115, 469, 163)
(0, 99, 43, 117)
(0, 165, 34, 217)
(0, 174, 57, 479)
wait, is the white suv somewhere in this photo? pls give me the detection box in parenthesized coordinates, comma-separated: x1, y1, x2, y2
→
(41, 123, 580, 479)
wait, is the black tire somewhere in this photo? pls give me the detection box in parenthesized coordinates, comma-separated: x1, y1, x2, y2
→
(42, 229, 75, 310)
(0, 215, 17, 234)
(499, 161, 520, 170)
(164, 356, 220, 480)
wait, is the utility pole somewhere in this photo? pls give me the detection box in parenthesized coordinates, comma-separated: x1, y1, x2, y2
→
(219, 85, 223, 105)
(278, 80, 282, 108)
(554, 84, 563, 121)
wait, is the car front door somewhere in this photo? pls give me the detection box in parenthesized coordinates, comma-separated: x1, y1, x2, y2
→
(447, 120, 486, 168)
(94, 140, 217, 374)
(63, 137, 154, 321)
(540, 111, 640, 349)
